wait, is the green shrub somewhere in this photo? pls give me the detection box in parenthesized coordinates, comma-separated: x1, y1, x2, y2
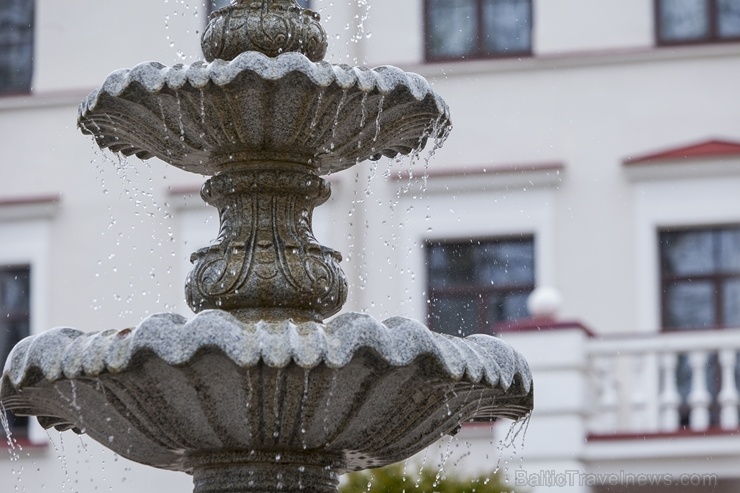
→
(340, 462, 521, 493)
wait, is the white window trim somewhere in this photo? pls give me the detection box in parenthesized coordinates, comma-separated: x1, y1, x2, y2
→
(392, 179, 557, 324)
(1, 204, 56, 446)
(633, 173, 740, 333)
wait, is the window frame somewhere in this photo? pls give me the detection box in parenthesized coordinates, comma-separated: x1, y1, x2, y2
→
(0, 203, 56, 447)
(0, 263, 31, 440)
(425, 235, 536, 336)
(423, 0, 533, 63)
(654, 0, 740, 46)
(659, 224, 740, 331)
(0, 0, 35, 96)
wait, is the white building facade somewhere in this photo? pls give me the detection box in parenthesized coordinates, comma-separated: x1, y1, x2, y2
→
(2, 1, 740, 492)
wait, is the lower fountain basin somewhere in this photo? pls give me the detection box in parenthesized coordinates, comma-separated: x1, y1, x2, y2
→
(1, 311, 532, 473)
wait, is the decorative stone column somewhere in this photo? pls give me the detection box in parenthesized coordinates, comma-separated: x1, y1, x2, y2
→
(187, 451, 344, 493)
(186, 165, 346, 322)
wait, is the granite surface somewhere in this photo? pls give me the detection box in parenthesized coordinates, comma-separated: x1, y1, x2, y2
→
(1, 311, 532, 472)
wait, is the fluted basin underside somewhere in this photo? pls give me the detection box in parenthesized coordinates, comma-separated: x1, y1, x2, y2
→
(78, 52, 451, 176)
(1, 311, 532, 473)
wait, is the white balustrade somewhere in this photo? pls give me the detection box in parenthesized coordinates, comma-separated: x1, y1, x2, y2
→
(588, 329, 740, 435)
(630, 353, 648, 431)
(718, 349, 740, 430)
(658, 352, 680, 432)
(590, 355, 618, 433)
(687, 351, 711, 431)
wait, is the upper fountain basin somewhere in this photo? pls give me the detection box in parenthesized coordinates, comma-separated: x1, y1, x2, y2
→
(78, 51, 451, 176)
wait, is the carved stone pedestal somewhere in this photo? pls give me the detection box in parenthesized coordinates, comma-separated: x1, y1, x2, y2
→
(187, 451, 343, 493)
(186, 165, 347, 322)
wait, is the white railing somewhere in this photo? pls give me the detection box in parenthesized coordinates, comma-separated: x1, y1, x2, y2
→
(588, 329, 740, 435)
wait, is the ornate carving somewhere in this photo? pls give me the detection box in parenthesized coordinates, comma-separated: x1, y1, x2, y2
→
(1, 312, 533, 473)
(202, 0, 328, 62)
(185, 166, 347, 322)
(78, 56, 451, 177)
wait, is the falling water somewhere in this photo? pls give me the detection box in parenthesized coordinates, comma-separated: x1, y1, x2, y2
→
(1, 409, 25, 493)
(92, 137, 178, 318)
(299, 369, 311, 449)
(414, 447, 430, 488)
(492, 414, 532, 485)
(157, 96, 173, 152)
(245, 369, 254, 444)
(54, 431, 72, 493)
(175, 92, 187, 146)
(309, 88, 326, 132)
(199, 88, 207, 127)
(370, 95, 384, 151)
(1, 401, 21, 461)
(359, 93, 368, 129)
(329, 89, 349, 150)
(432, 435, 456, 487)
(322, 370, 338, 437)
(273, 369, 283, 440)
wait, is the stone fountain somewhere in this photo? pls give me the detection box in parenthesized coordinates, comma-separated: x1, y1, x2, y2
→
(0, 2, 533, 492)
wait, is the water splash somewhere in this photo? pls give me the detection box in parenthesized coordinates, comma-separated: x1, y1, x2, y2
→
(492, 414, 532, 483)
(1, 401, 22, 462)
(329, 89, 349, 151)
(93, 141, 177, 319)
(309, 88, 326, 132)
(273, 369, 283, 441)
(322, 370, 338, 437)
(359, 93, 368, 129)
(370, 95, 385, 152)
(245, 369, 254, 443)
(299, 369, 311, 449)
(175, 92, 187, 147)
(199, 88, 207, 127)
(432, 435, 455, 487)
(414, 447, 430, 488)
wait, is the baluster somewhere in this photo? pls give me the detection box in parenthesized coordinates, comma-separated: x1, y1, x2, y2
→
(659, 352, 680, 432)
(688, 351, 711, 431)
(718, 349, 739, 430)
(593, 355, 619, 433)
(631, 353, 648, 431)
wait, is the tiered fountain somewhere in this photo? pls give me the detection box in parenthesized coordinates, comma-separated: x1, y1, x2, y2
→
(1, 2, 533, 492)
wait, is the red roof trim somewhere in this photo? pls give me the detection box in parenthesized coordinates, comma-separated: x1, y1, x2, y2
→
(624, 139, 740, 165)
(0, 194, 61, 207)
(167, 184, 202, 196)
(390, 162, 564, 181)
(588, 427, 738, 441)
(493, 317, 595, 337)
(167, 174, 342, 197)
(0, 437, 49, 450)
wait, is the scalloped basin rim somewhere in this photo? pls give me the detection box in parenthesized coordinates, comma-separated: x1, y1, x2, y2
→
(2, 310, 532, 399)
(78, 52, 448, 118)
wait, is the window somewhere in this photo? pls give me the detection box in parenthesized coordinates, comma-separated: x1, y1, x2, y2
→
(0, 0, 34, 95)
(0, 265, 30, 439)
(426, 237, 535, 337)
(660, 226, 740, 427)
(660, 226, 740, 329)
(424, 0, 532, 62)
(207, 0, 311, 15)
(656, 0, 740, 45)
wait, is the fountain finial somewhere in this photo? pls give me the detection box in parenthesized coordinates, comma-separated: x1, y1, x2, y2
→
(201, 0, 328, 62)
